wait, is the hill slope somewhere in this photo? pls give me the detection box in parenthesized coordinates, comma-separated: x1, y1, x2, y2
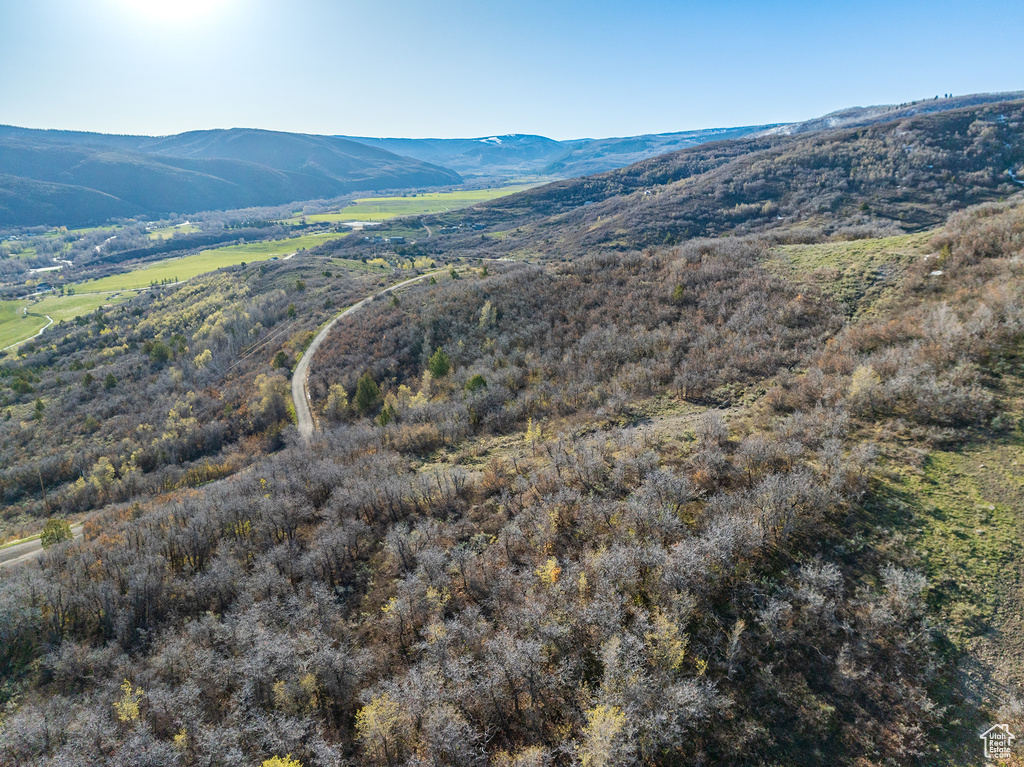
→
(337, 98, 1024, 261)
(0, 127, 463, 227)
(342, 126, 778, 178)
(760, 90, 1024, 136)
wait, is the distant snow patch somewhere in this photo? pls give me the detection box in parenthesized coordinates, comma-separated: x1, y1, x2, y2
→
(480, 137, 503, 145)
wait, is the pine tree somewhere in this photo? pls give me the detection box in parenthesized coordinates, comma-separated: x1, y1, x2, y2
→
(354, 371, 382, 414)
(428, 347, 451, 378)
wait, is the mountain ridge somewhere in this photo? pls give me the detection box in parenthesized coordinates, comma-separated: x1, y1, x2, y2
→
(0, 127, 463, 227)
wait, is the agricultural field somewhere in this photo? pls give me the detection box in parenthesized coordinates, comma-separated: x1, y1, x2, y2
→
(67, 225, 120, 236)
(0, 301, 43, 350)
(290, 184, 539, 224)
(33, 291, 132, 324)
(2, 230, 350, 351)
(76, 231, 350, 292)
(0, 293, 134, 352)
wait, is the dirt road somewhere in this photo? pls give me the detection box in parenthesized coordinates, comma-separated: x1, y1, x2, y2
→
(0, 523, 84, 569)
(292, 271, 443, 438)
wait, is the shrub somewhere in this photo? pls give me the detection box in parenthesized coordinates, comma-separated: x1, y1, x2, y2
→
(39, 518, 73, 548)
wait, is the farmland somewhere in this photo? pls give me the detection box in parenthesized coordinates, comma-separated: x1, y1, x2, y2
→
(0, 301, 44, 350)
(291, 184, 539, 223)
(33, 292, 132, 323)
(1, 231, 350, 350)
(75, 231, 350, 292)
(0, 293, 134, 352)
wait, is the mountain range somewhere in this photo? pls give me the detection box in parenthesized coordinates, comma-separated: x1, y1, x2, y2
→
(2, 91, 1022, 229)
(0, 127, 462, 228)
(339, 125, 778, 178)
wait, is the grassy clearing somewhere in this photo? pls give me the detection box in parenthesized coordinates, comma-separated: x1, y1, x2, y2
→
(0, 301, 43, 349)
(0, 293, 135, 351)
(879, 439, 1023, 649)
(767, 231, 934, 316)
(148, 223, 200, 240)
(2, 241, 39, 259)
(290, 184, 538, 224)
(76, 232, 349, 292)
(36, 292, 133, 323)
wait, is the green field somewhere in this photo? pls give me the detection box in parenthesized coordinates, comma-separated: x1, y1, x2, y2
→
(148, 223, 199, 240)
(67, 225, 120, 236)
(77, 231, 349, 292)
(2, 231, 350, 351)
(0, 301, 41, 350)
(0, 293, 135, 352)
(35, 292, 132, 323)
(289, 184, 539, 224)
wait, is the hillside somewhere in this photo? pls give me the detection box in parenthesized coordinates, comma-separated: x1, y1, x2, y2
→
(0, 127, 463, 228)
(4, 196, 1024, 764)
(342, 126, 777, 179)
(760, 90, 1024, 135)
(321, 98, 1024, 262)
(2, 98, 1024, 766)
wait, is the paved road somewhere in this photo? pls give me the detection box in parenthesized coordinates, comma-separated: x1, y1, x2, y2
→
(0, 523, 84, 569)
(292, 271, 443, 438)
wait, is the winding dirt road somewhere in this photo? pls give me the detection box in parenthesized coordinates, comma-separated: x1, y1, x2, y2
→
(0, 523, 84, 569)
(292, 271, 443, 438)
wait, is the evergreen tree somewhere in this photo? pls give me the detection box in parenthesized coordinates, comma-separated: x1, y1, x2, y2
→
(428, 347, 451, 378)
(354, 371, 382, 414)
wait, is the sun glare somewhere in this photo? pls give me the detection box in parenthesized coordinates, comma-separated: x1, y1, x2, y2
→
(118, 0, 231, 24)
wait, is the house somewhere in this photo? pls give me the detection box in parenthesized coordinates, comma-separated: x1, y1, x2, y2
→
(388, 236, 406, 245)
(980, 724, 1015, 761)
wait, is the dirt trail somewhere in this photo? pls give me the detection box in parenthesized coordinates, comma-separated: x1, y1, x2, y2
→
(0, 523, 85, 569)
(292, 271, 444, 438)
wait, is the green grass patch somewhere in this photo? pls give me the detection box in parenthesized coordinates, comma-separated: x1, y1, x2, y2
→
(75, 232, 349, 292)
(0, 292, 136, 351)
(2, 241, 39, 259)
(0, 301, 45, 350)
(36, 292, 133, 324)
(67, 225, 119, 236)
(148, 223, 199, 240)
(877, 436, 1024, 649)
(289, 184, 538, 224)
(0, 532, 40, 550)
(767, 231, 934, 316)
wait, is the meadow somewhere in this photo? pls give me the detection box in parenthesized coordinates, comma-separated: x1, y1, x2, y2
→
(0, 293, 134, 352)
(0, 301, 42, 350)
(1, 231, 348, 350)
(290, 184, 539, 223)
(766, 230, 934, 316)
(147, 223, 200, 240)
(76, 231, 349, 292)
(2, 241, 39, 259)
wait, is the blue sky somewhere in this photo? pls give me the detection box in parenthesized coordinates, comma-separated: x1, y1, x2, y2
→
(1, 0, 1021, 139)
